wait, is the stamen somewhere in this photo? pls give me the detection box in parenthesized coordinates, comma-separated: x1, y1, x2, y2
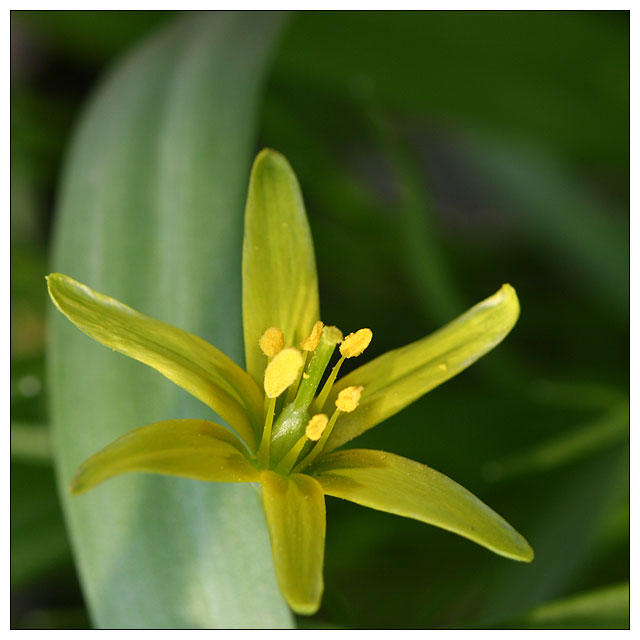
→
(258, 396, 276, 466)
(335, 385, 364, 412)
(305, 414, 329, 441)
(340, 328, 373, 359)
(300, 321, 324, 351)
(295, 408, 342, 471)
(285, 350, 309, 403)
(313, 329, 372, 412)
(296, 388, 364, 471)
(259, 327, 285, 358)
(323, 326, 344, 344)
(311, 355, 345, 412)
(275, 414, 328, 474)
(263, 348, 304, 398)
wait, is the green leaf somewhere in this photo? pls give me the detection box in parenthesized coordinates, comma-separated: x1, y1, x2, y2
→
(311, 449, 533, 562)
(48, 273, 263, 449)
(326, 284, 520, 451)
(70, 420, 259, 494)
(49, 12, 292, 628)
(261, 471, 326, 615)
(242, 148, 320, 383)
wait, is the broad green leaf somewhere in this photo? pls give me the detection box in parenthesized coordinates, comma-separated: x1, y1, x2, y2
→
(242, 148, 320, 384)
(261, 471, 326, 615)
(49, 12, 292, 629)
(71, 420, 259, 494)
(326, 284, 520, 451)
(48, 273, 263, 449)
(311, 449, 533, 562)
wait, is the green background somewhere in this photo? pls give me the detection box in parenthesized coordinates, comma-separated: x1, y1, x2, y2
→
(11, 10, 628, 629)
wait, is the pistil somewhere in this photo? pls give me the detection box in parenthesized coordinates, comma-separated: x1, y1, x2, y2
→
(269, 326, 342, 462)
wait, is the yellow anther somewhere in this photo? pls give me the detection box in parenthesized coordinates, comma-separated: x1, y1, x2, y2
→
(259, 327, 285, 358)
(335, 385, 364, 412)
(340, 328, 373, 358)
(264, 348, 304, 398)
(322, 325, 343, 345)
(301, 321, 324, 351)
(305, 414, 329, 441)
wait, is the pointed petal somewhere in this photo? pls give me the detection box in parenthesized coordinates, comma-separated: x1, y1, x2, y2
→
(326, 284, 520, 450)
(260, 471, 325, 615)
(242, 149, 320, 383)
(310, 449, 533, 562)
(71, 419, 258, 493)
(47, 273, 263, 449)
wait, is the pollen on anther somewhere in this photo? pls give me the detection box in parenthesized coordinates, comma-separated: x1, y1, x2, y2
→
(301, 321, 324, 351)
(336, 385, 364, 412)
(264, 348, 304, 398)
(259, 327, 285, 358)
(305, 414, 329, 441)
(322, 325, 343, 345)
(340, 328, 373, 358)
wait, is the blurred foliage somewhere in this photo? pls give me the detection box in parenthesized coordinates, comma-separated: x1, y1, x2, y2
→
(11, 10, 628, 629)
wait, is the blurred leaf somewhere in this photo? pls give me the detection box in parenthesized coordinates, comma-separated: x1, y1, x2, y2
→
(273, 12, 628, 168)
(485, 401, 629, 480)
(474, 445, 626, 623)
(13, 11, 175, 64)
(455, 131, 629, 318)
(12, 607, 91, 631)
(49, 12, 292, 628)
(367, 114, 465, 325)
(11, 422, 51, 463)
(491, 582, 629, 629)
(11, 461, 72, 588)
(527, 379, 627, 411)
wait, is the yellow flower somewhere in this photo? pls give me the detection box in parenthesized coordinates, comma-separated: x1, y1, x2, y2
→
(47, 149, 532, 616)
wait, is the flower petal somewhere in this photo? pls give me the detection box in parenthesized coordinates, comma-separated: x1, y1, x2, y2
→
(242, 149, 320, 384)
(326, 284, 520, 450)
(71, 419, 258, 494)
(47, 273, 263, 449)
(310, 448, 533, 562)
(260, 470, 325, 615)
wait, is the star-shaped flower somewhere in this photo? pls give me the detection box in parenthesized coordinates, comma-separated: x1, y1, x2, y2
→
(47, 149, 533, 616)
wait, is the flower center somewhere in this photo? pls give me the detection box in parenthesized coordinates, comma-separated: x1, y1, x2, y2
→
(256, 322, 371, 473)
